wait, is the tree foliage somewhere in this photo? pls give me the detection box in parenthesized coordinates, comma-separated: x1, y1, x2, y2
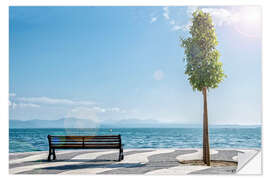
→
(181, 9, 226, 91)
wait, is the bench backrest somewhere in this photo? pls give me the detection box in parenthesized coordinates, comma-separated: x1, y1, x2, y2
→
(48, 135, 122, 149)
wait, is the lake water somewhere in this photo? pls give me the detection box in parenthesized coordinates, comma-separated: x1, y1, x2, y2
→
(9, 128, 261, 153)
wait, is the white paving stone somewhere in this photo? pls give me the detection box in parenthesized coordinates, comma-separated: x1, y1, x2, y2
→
(60, 149, 174, 174)
(232, 155, 238, 161)
(9, 150, 72, 164)
(9, 150, 116, 174)
(145, 165, 210, 175)
(10, 149, 258, 175)
(60, 167, 114, 174)
(118, 149, 174, 164)
(176, 149, 218, 161)
(71, 150, 119, 160)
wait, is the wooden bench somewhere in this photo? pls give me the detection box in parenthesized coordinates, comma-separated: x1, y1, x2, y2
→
(47, 135, 124, 161)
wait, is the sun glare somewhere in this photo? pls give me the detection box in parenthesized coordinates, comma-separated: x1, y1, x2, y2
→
(234, 7, 261, 38)
(241, 7, 261, 24)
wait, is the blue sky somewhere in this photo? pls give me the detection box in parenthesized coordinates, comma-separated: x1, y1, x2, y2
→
(9, 6, 262, 125)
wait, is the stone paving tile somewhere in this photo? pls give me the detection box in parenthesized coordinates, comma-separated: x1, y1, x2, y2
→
(99, 150, 197, 174)
(96, 150, 154, 161)
(9, 150, 98, 169)
(17, 150, 153, 174)
(9, 152, 37, 160)
(9, 149, 255, 175)
(148, 149, 197, 163)
(189, 166, 237, 174)
(211, 150, 241, 162)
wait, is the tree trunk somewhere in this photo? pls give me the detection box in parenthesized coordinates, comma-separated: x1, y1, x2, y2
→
(202, 87, 210, 166)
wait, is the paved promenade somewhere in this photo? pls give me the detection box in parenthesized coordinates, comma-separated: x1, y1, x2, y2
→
(9, 148, 259, 175)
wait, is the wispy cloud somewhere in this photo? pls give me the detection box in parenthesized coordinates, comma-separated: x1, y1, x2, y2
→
(65, 106, 125, 121)
(161, 7, 187, 32)
(171, 25, 181, 31)
(169, 20, 175, 25)
(154, 6, 253, 33)
(179, 7, 235, 31)
(163, 7, 170, 20)
(17, 96, 95, 106)
(186, 7, 244, 27)
(91, 106, 125, 113)
(108, 107, 122, 113)
(66, 107, 99, 121)
(11, 96, 125, 115)
(19, 103, 40, 108)
(153, 70, 164, 81)
(201, 8, 236, 26)
(186, 6, 198, 17)
(150, 17, 157, 23)
(9, 101, 40, 109)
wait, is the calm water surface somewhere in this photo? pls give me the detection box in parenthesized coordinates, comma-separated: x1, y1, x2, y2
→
(9, 128, 261, 153)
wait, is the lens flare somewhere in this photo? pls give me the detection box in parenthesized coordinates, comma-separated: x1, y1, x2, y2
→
(233, 7, 261, 38)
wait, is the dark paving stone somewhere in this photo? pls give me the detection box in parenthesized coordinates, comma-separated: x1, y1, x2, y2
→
(99, 149, 197, 174)
(96, 150, 154, 161)
(17, 150, 153, 174)
(55, 150, 100, 161)
(12, 149, 247, 175)
(189, 166, 237, 175)
(211, 150, 241, 162)
(148, 149, 197, 163)
(185, 150, 240, 175)
(10, 150, 98, 169)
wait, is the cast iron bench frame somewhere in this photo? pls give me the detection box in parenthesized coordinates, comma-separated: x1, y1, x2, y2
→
(47, 135, 124, 161)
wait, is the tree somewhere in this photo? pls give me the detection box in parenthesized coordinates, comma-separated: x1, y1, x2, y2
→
(181, 9, 226, 166)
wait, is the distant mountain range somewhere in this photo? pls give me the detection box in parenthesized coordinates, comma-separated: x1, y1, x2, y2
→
(10, 118, 99, 129)
(9, 118, 261, 129)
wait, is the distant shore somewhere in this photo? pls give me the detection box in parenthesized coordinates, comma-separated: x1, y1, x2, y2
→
(9, 118, 262, 128)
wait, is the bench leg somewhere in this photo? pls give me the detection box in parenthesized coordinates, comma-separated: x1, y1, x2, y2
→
(48, 148, 52, 161)
(121, 149, 124, 160)
(48, 148, 56, 161)
(53, 148, 56, 160)
(119, 148, 124, 161)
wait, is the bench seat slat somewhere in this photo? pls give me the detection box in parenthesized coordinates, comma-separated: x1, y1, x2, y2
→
(83, 140, 120, 142)
(51, 138, 120, 140)
(51, 138, 120, 142)
(51, 143, 120, 146)
(51, 136, 119, 138)
(51, 145, 120, 148)
(51, 140, 120, 144)
(52, 146, 120, 149)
